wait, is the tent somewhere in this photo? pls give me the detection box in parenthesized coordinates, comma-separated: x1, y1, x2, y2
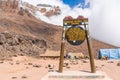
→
(99, 48, 120, 59)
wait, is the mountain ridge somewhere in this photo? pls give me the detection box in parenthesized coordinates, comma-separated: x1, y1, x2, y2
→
(0, 0, 117, 59)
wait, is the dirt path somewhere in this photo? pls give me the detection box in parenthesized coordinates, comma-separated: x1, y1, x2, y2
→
(0, 56, 120, 80)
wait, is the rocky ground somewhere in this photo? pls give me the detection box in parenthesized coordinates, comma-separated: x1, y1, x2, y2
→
(0, 1, 119, 80)
(0, 55, 120, 80)
(0, 32, 47, 59)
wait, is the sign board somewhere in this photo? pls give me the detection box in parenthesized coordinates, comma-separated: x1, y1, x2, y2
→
(63, 19, 83, 26)
(65, 26, 85, 45)
(63, 18, 88, 26)
(63, 18, 86, 46)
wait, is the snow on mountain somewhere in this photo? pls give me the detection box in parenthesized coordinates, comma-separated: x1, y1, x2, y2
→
(21, 0, 90, 25)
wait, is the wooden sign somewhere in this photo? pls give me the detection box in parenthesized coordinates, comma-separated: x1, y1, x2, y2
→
(65, 26, 85, 45)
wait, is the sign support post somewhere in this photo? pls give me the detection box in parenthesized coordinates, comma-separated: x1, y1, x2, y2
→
(59, 28, 66, 73)
(84, 22, 96, 73)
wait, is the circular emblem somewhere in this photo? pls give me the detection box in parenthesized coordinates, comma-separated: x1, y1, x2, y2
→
(65, 26, 85, 45)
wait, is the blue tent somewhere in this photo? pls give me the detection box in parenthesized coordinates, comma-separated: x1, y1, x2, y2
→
(99, 48, 120, 59)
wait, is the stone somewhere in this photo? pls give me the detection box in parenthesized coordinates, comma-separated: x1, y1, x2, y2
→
(48, 64, 54, 69)
(21, 75, 27, 79)
(9, 62, 14, 65)
(74, 56, 80, 59)
(117, 62, 120, 66)
(82, 60, 88, 63)
(0, 34, 6, 44)
(16, 60, 20, 64)
(18, 53, 25, 56)
(11, 76, 17, 79)
(40, 8, 46, 13)
(26, 67, 29, 69)
(84, 55, 89, 59)
(101, 56, 108, 60)
(28, 63, 33, 65)
(48, 70, 54, 72)
(12, 46, 20, 52)
(0, 61, 3, 64)
(3, 32, 12, 39)
(13, 55, 17, 57)
(101, 65, 104, 67)
(66, 66, 70, 69)
(79, 53, 84, 59)
(107, 61, 114, 63)
(33, 64, 41, 68)
(0, 32, 47, 58)
(63, 62, 69, 67)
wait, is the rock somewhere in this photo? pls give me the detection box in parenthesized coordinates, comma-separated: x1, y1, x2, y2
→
(84, 55, 89, 59)
(3, 32, 12, 39)
(16, 60, 20, 64)
(21, 75, 27, 79)
(48, 70, 54, 72)
(12, 46, 20, 52)
(7, 37, 19, 45)
(65, 53, 71, 59)
(9, 62, 14, 65)
(11, 76, 17, 79)
(63, 62, 69, 67)
(101, 65, 104, 67)
(13, 55, 17, 57)
(0, 61, 3, 64)
(74, 56, 80, 60)
(96, 66, 99, 68)
(33, 64, 41, 68)
(117, 62, 120, 66)
(107, 61, 114, 63)
(0, 34, 6, 44)
(82, 60, 88, 63)
(18, 7, 24, 16)
(26, 67, 29, 69)
(101, 56, 108, 60)
(12, 36, 19, 45)
(48, 64, 54, 69)
(79, 53, 84, 59)
(45, 10, 55, 17)
(18, 53, 25, 56)
(66, 66, 70, 69)
(95, 66, 102, 70)
(28, 63, 33, 65)
(40, 8, 46, 13)
(0, 32, 47, 59)
(45, 66, 48, 68)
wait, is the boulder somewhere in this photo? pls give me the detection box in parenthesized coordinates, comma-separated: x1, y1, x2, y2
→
(0, 32, 47, 59)
(0, 34, 6, 44)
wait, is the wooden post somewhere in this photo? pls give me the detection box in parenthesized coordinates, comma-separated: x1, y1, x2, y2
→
(59, 28, 65, 73)
(84, 23, 96, 73)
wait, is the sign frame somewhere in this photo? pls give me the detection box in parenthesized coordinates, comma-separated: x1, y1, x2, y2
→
(59, 16, 96, 73)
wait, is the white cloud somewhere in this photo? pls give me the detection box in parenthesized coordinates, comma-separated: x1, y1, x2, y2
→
(90, 0, 120, 47)
(21, 0, 90, 26)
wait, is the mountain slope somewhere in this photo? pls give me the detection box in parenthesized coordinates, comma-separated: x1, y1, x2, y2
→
(0, 0, 117, 59)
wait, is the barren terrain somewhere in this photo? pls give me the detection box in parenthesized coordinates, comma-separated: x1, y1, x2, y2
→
(0, 1, 119, 80)
(0, 55, 120, 80)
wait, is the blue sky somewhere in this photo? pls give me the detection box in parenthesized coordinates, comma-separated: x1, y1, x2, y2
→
(62, 0, 85, 8)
